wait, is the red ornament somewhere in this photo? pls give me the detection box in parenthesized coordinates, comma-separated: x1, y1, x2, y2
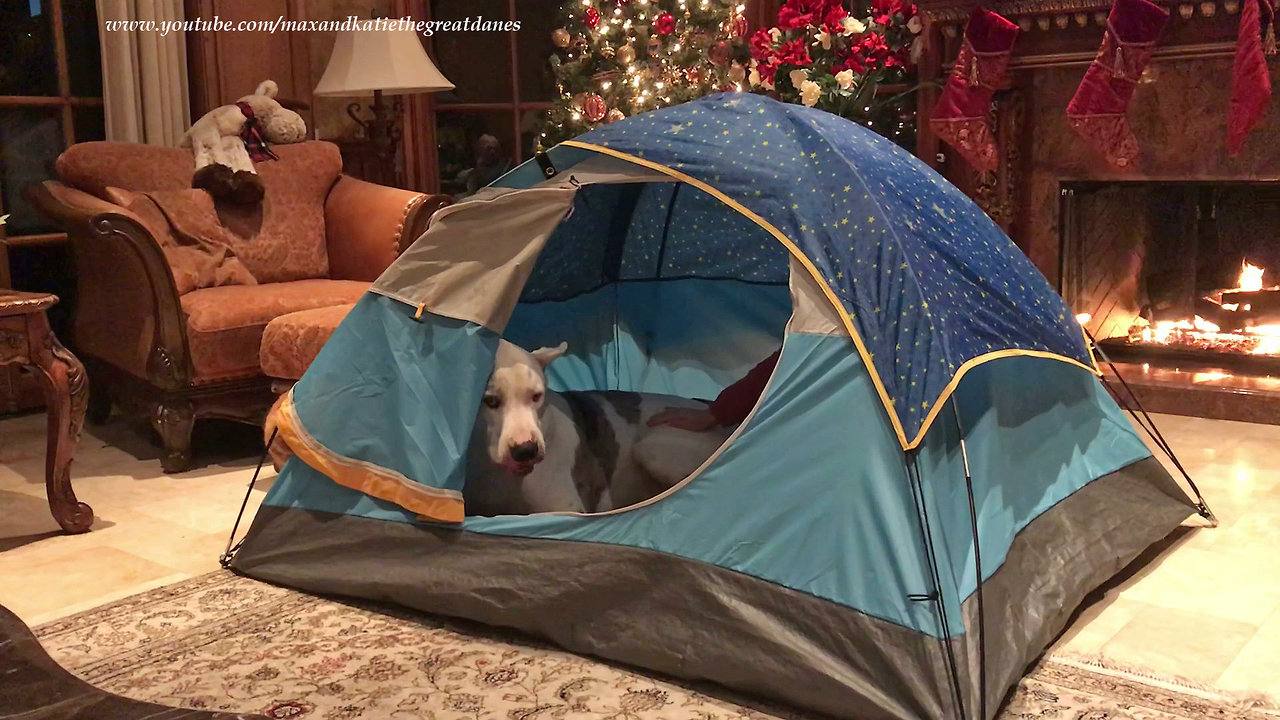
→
(583, 93, 608, 122)
(654, 13, 676, 35)
(686, 66, 706, 83)
(726, 11, 749, 38)
(584, 7, 601, 28)
(709, 40, 732, 67)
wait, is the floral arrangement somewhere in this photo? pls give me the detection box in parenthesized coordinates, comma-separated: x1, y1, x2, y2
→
(747, 0, 922, 123)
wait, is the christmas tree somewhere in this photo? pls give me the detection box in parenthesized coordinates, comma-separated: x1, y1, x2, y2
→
(540, 0, 751, 147)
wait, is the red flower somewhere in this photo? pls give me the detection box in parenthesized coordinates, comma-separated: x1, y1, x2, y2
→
(839, 55, 867, 74)
(822, 5, 849, 33)
(777, 5, 816, 28)
(857, 32, 891, 68)
(747, 28, 768, 55)
(756, 59, 779, 83)
(749, 27, 775, 60)
(775, 37, 812, 67)
(871, 0, 903, 25)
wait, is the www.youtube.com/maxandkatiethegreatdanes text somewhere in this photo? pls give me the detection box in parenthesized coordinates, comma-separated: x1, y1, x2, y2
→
(101, 15, 520, 37)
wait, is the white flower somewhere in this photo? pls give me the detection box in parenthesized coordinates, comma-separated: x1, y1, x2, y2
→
(769, 27, 781, 41)
(841, 16, 866, 35)
(799, 80, 821, 107)
(907, 15, 923, 33)
(910, 36, 924, 63)
(816, 28, 831, 49)
(0, 214, 8, 227)
(835, 69, 855, 89)
(789, 68, 809, 88)
(749, 66, 761, 86)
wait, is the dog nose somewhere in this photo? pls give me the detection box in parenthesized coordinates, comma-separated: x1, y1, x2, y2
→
(510, 441, 540, 463)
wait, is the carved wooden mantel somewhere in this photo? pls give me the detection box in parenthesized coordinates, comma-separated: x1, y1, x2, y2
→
(911, 0, 1270, 283)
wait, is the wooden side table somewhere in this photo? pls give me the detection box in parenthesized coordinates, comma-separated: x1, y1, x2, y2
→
(0, 291, 92, 533)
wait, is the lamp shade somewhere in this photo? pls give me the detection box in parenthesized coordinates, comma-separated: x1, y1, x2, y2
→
(314, 28, 454, 96)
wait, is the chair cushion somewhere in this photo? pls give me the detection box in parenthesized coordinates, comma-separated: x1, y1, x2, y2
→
(59, 141, 344, 283)
(180, 280, 367, 383)
(260, 303, 356, 381)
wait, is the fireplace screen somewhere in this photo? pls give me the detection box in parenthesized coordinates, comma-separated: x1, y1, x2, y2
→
(1060, 181, 1280, 368)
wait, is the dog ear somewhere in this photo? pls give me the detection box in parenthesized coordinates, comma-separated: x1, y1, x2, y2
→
(530, 342, 568, 368)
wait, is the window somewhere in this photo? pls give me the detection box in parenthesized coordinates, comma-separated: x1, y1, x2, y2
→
(0, 0, 104, 245)
(428, 0, 557, 198)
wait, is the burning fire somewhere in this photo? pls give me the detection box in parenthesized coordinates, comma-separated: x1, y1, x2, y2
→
(1240, 261, 1265, 292)
(1126, 259, 1280, 356)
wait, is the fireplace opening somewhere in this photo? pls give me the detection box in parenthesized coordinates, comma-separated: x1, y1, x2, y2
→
(1061, 181, 1280, 374)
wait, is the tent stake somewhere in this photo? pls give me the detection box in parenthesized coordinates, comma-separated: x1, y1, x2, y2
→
(1085, 330, 1218, 527)
(905, 449, 970, 720)
(951, 400, 987, 720)
(220, 428, 277, 568)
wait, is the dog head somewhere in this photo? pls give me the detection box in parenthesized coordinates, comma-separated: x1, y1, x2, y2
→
(474, 340, 567, 476)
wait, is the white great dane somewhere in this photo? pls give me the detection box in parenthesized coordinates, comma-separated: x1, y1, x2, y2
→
(463, 340, 735, 516)
(265, 340, 736, 517)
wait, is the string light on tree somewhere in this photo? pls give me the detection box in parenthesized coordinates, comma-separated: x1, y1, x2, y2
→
(541, 0, 748, 146)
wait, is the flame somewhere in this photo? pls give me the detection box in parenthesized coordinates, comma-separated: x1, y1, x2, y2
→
(1122, 261, 1279, 356)
(1239, 261, 1265, 292)
(1248, 323, 1280, 355)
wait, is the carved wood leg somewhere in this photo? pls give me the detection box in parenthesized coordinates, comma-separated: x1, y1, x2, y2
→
(26, 312, 93, 534)
(151, 399, 195, 473)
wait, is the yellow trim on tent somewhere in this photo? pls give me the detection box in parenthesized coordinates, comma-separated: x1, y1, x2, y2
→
(275, 389, 466, 524)
(561, 140, 1102, 451)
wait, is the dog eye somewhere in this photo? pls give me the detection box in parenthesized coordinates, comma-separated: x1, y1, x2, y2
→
(483, 395, 501, 409)
(531, 391, 543, 403)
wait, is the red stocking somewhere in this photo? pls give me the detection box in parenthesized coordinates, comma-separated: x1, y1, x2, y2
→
(929, 8, 1020, 174)
(1227, 0, 1275, 155)
(1066, 0, 1169, 168)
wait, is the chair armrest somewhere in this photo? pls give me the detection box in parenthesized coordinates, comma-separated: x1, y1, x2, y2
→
(25, 181, 192, 387)
(323, 175, 450, 282)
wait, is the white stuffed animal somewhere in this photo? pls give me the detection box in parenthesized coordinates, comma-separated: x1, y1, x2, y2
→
(180, 80, 307, 204)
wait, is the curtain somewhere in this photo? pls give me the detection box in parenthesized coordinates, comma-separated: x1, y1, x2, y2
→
(96, 0, 189, 146)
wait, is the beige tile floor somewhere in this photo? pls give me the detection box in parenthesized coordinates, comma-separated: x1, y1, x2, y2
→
(1, 410, 1278, 699)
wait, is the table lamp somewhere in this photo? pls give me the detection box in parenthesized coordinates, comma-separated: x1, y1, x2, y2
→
(314, 26, 454, 180)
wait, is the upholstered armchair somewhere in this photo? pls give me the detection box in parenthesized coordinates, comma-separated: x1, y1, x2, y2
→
(28, 141, 448, 472)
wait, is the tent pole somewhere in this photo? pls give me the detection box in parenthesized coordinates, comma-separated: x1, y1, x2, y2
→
(951, 399, 987, 720)
(905, 448, 970, 720)
(1084, 330, 1217, 526)
(219, 428, 277, 568)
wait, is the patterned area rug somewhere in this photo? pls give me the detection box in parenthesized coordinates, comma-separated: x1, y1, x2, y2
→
(32, 572, 1279, 720)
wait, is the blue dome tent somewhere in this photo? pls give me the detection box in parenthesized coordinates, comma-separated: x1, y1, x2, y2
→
(229, 94, 1202, 720)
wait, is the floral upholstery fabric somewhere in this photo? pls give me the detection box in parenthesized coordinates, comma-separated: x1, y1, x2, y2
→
(58, 141, 344, 284)
(259, 303, 355, 381)
(180, 280, 366, 383)
(104, 188, 258, 295)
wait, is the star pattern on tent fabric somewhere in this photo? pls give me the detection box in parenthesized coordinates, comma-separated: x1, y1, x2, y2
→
(550, 93, 1091, 442)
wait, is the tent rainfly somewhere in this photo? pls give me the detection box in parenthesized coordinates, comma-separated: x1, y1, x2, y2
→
(230, 93, 1204, 720)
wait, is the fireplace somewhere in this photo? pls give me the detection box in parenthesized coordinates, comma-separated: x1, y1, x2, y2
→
(913, 0, 1280, 423)
(1062, 181, 1280, 370)
(1060, 181, 1280, 423)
